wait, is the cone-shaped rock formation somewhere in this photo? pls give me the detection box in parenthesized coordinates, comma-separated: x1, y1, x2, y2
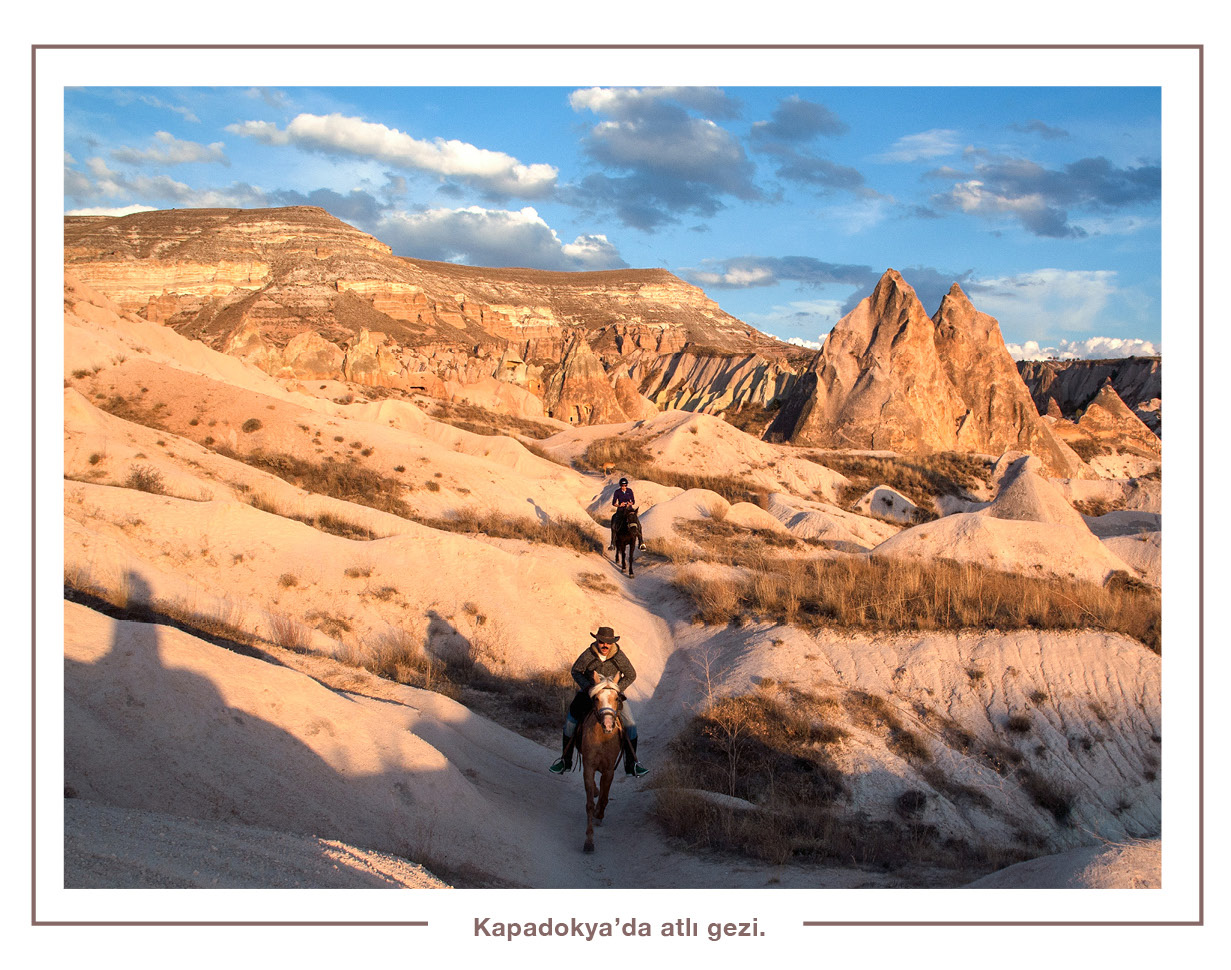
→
(767, 270, 1087, 478)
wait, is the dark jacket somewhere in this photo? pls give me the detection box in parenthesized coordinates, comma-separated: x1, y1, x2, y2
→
(611, 487, 636, 507)
(570, 642, 637, 693)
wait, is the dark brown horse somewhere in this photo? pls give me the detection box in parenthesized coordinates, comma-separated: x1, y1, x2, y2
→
(578, 672, 625, 853)
(612, 506, 643, 578)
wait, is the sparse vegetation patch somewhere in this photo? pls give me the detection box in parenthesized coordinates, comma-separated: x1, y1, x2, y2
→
(671, 555, 1160, 652)
(811, 451, 992, 512)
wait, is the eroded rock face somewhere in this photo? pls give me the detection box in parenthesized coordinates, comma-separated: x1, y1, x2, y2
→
(1018, 356, 1162, 433)
(541, 333, 628, 425)
(767, 270, 1086, 478)
(65, 206, 807, 423)
(1075, 382, 1162, 459)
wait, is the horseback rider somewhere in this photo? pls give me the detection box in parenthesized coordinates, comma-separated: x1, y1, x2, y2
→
(549, 626, 650, 778)
(608, 478, 645, 551)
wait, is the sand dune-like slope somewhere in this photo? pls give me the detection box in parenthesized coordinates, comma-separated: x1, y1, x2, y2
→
(64, 799, 450, 889)
(965, 838, 1160, 889)
(61, 275, 1163, 891)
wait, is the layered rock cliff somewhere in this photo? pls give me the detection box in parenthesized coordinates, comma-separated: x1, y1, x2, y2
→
(64, 206, 808, 424)
(1017, 357, 1161, 433)
(766, 270, 1087, 478)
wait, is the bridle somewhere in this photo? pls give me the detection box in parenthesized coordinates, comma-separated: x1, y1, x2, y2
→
(588, 675, 622, 735)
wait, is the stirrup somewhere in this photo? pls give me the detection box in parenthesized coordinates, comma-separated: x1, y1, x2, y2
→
(549, 757, 568, 774)
(627, 761, 649, 778)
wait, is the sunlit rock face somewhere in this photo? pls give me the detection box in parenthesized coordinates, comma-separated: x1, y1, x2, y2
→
(65, 206, 810, 423)
(767, 270, 1087, 478)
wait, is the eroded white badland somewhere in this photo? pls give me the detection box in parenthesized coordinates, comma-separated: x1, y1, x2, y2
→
(62, 249, 1162, 891)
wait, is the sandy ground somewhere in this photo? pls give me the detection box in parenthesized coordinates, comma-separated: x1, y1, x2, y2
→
(59, 276, 1163, 893)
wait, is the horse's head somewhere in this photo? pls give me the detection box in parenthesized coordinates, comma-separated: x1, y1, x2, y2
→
(588, 673, 623, 735)
(624, 506, 641, 532)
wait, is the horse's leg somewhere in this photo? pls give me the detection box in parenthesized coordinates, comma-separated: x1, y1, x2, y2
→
(627, 540, 635, 578)
(595, 764, 615, 823)
(583, 765, 597, 853)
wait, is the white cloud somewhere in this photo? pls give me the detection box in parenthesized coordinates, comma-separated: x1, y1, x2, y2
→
(746, 298, 844, 346)
(875, 129, 962, 163)
(65, 204, 158, 217)
(112, 131, 229, 167)
(966, 268, 1120, 335)
(692, 265, 776, 287)
(65, 155, 270, 209)
(375, 205, 625, 271)
(1006, 336, 1160, 360)
(228, 113, 557, 198)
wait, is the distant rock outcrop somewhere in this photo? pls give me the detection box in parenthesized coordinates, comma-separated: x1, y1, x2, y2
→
(1017, 356, 1161, 433)
(766, 270, 1087, 478)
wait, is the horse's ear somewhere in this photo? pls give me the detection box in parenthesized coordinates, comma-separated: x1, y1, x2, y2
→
(613, 672, 621, 683)
(592, 671, 601, 682)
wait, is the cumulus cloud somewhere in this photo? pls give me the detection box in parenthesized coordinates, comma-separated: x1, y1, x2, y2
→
(685, 256, 879, 292)
(565, 86, 758, 230)
(875, 129, 963, 163)
(931, 154, 1160, 237)
(111, 131, 229, 167)
(131, 93, 199, 124)
(1010, 119, 1070, 140)
(374, 205, 627, 271)
(228, 113, 558, 199)
(65, 155, 269, 209)
(1006, 336, 1159, 360)
(964, 268, 1122, 336)
(748, 96, 866, 195)
(65, 204, 158, 217)
(751, 95, 847, 142)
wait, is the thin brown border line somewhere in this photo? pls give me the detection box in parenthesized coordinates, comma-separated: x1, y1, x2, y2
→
(29, 43, 1205, 50)
(33, 42, 1199, 927)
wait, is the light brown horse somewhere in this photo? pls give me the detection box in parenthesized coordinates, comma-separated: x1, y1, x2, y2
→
(578, 672, 625, 853)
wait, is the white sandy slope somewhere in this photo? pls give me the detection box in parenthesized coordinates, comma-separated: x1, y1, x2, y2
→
(870, 456, 1139, 584)
(964, 839, 1160, 889)
(535, 408, 850, 503)
(64, 799, 449, 889)
(60, 275, 1162, 891)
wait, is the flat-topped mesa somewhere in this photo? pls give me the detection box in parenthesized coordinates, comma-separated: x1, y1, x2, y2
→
(767, 270, 1088, 477)
(63, 206, 807, 424)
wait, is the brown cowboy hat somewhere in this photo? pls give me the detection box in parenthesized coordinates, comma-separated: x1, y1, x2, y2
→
(590, 626, 620, 644)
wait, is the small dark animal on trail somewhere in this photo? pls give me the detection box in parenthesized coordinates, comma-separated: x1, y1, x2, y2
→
(612, 506, 642, 578)
(578, 672, 625, 853)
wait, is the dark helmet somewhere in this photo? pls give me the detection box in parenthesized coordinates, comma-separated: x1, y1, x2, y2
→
(619, 478, 628, 486)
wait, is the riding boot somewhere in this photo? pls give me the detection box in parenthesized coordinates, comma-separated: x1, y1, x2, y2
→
(624, 735, 649, 777)
(549, 731, 573, 774)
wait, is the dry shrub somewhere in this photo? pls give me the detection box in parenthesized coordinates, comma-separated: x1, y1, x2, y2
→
(812, 451, 991, 511)
(651, 690, 1012, 875)
(1071, 497, 1117, 518)
(124, 464, 167, 495)
(267, 613, 310, 651)
(578, 437, 762, 506)
(670, 554, 1160, 652)
(428, 400, 561, 440)
(413, 508, 600, 554)
(217, 447, 412, 518)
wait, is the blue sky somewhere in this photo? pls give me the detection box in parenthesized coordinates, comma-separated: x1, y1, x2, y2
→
(63, 85, 1162, 359)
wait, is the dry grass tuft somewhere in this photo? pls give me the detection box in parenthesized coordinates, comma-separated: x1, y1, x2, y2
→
(577, 436, 765, 506)
(671, 554, 1160, 652)
(812, 451, 992, 512)
(650, 688, 1019, 874)
(411, 508, 601, 554)
(124, 464, 167, 495)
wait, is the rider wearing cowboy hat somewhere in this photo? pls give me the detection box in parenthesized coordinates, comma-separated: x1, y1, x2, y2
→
(549, 625, 649, 777)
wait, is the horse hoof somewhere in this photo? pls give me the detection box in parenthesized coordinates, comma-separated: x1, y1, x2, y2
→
(584, 842, 594, 853)
(595, 817, 603, 827)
